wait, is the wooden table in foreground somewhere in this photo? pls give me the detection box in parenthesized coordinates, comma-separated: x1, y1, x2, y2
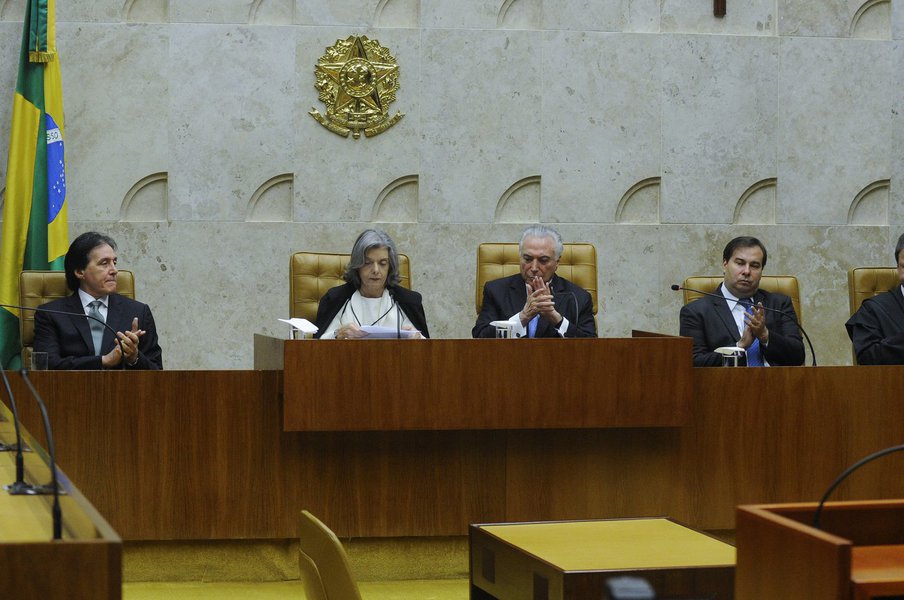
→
(736, 500, 904, 600)
(470, 518, 735, 599)
(0, 389, 121, 600)
(6, 356, 904, 540)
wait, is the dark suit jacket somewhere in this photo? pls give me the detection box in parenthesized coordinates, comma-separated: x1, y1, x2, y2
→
(679, 286, 804, 367)
(313, 282, 430, 339)
(472, 274, 596, 338)
(33, 293, 163, 370)
(845, 286, 904, 365)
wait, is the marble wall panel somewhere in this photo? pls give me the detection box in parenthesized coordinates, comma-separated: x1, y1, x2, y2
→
(777, 37, 893, 225)
(895, 0, 904, 39)
(59, 23, 169, 222)
(55, 0, 123, 23)
(892, 41, 904, 226)
(541, 0, 659, 33)
(172, 0, 257, 24)
(778, 0, 859, 38)
(294, 27, 421, 222)
(418, 29, 542, 223)
(540, 32, 660, 224)
(168, 24, 296, 221)
(419, 0, 498, 30)
(661, 0, 776, 35)
(0, 0, 26, 22)
(295, 0, 387, 27)
(661, 34, 778, 224)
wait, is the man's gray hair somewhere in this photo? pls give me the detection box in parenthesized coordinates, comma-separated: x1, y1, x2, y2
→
(519, 224, 564, 260)
(343, 229, 402, 288)
(895, 232, 904, 263)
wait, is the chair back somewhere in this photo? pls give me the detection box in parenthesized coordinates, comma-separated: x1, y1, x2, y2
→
(682, 275, 803, 325)
(298, 510, 363, 600)
(18, 270, 135, 364)
(475, 243, 597, 314)
(290, 252, 410, 322)
(848, 267, 899, 315)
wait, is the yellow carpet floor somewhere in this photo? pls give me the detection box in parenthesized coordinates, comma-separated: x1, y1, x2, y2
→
(123, 579, 469, 599)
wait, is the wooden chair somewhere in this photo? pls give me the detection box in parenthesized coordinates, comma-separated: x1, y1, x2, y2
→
(475, 242, 598, 315)
(289, 252, 410, 322)
(18, 270, 135, 365)
(298, 510, 363, 600)
(681, 275, 803, 325)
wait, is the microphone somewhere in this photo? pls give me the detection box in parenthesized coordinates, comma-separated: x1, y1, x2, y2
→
(0, 301, 126, 369)
(0, 358, 34, 497)
(812, 443, 904, 529)
(671, 284, 816, 366)
(18, 368, 64, 539)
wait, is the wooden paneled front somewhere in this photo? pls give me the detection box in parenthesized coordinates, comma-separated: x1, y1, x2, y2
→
(5, 353, 904, 541)
(281, 337, 693, 430)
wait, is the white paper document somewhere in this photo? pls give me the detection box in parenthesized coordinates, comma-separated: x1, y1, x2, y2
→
(359, 325, 421, 339)
(278, 318, 318, 334)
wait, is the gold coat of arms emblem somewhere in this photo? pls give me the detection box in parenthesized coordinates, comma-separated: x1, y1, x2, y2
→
(309, 35, 404, 139)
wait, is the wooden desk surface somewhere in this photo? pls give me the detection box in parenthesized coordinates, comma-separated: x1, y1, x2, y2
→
(471, 519, 735, 600)
(478, 519, 735, 571)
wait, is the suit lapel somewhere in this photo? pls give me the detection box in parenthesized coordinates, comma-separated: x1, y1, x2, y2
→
(63, 293, 95, 352)
(505, 276, 528, 319)
(710, 287, 741, 338)
(103, 294, 126, 352)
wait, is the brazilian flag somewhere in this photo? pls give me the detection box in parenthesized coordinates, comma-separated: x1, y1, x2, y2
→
(0, 0, 68, 369)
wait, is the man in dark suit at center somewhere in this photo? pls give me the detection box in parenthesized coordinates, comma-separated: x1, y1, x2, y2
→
(472, 225, 596, 338)
(679, 236, 804, 367)
(34, 231, 163, 370)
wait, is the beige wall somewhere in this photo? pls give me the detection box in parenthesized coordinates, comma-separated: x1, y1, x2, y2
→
(0, 0, 901, 368)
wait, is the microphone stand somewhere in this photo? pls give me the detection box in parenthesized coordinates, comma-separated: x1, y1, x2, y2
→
(19, 368, 64, 539)
(812, 443, 904, 530)
(0, 358, 34, 495)
(672, 284, 817, 366)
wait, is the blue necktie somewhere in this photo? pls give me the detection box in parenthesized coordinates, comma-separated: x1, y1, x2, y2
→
(741, 300, 763, 367)
(527, 315, 540, 338)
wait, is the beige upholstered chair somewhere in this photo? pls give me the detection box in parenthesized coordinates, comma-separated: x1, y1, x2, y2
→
(681, 275, 803, 325)
(289, 252, 411, 323)
(298, 510, 363, 600)
(847, 267, 898, 364)
(847, 267, 898, 316)
(475, 243, 598, 314)
(18, 270, 135, 364)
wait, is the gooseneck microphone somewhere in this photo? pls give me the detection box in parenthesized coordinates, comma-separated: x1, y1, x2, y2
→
(0, 302, 126, 369)
(19, 369, 64, 539)
(0, 359, 33, 496)
(671, 284, 816, 366)
(812, 443, 904, 530)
